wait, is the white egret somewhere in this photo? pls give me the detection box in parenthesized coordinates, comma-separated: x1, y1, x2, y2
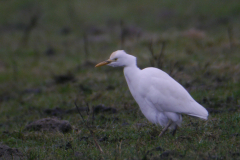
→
(95, 50, 208, 136)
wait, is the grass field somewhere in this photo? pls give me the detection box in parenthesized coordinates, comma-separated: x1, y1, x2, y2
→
(0, 0, 240, 159)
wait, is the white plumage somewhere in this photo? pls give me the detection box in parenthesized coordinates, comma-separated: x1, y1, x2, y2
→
(95, 50, 208, 136)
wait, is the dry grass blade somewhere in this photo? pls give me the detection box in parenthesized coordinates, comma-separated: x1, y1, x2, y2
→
(74, 101, 104, 154)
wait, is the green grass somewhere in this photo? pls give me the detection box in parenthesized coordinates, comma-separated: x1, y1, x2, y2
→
(0, 0, 240, 159)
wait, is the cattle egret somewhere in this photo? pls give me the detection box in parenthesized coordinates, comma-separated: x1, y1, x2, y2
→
(95, 50, 208, 136)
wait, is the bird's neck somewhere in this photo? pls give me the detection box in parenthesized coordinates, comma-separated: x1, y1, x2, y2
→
(123, 65, 140, 86)
(123, 63, 140, 74)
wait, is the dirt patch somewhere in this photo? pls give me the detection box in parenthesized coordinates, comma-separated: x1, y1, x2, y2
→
(44, 107, 88, 116)
(53, 73, 75, 84)
(0, 143, 26, 160)
(24, 118, 72, 133)
(93, 105, 117, 114)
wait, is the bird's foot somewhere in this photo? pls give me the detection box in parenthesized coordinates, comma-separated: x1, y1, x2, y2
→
(158, 120, 172, 137)
(171, 126, 178, 136)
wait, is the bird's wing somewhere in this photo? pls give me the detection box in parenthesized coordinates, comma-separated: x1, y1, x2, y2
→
(138, 68, 208, 119)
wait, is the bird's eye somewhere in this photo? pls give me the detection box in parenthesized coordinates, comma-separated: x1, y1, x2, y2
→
(113, 58, 118, 61)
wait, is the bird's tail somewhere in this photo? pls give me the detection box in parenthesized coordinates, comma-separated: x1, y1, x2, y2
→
(187, 103, 208, 120)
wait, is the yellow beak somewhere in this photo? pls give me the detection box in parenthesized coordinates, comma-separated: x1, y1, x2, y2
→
(95, 59, 112, 67)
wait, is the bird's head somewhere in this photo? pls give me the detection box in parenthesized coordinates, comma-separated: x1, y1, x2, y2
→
(95, 50, 136, 68)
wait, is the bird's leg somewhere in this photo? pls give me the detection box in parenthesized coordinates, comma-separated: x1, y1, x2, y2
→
(159, 120, 172, 137)
(171, 126, 178, 136)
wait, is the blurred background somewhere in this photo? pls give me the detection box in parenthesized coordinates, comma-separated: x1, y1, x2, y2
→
(0, 0, 239, 92)
(0, 0, 239, 83)
(0, 0, 240, 159)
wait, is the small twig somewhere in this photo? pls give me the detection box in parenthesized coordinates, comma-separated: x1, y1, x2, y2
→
(22, 14, 39, 46)
(147, 40, 155, 67)
(148, 40, 154, 57)
(120, 20, 125, 49)
(119, 140, 122, 157)
(147, 40, 167, 68)
(11, 57, 18, 83)
(75, 101, 89, 130)
(85, 102, 90, 126)
(92, 105, 95, 125)
(67, 0, 81, 28)
(157, 41, 166, 68)
(83, 32, 89, 61)
(169, 61, 174, 77)
(85, 102, 90, 115)
(74, 101, 104, 154)
(227, 26, 233, 51)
